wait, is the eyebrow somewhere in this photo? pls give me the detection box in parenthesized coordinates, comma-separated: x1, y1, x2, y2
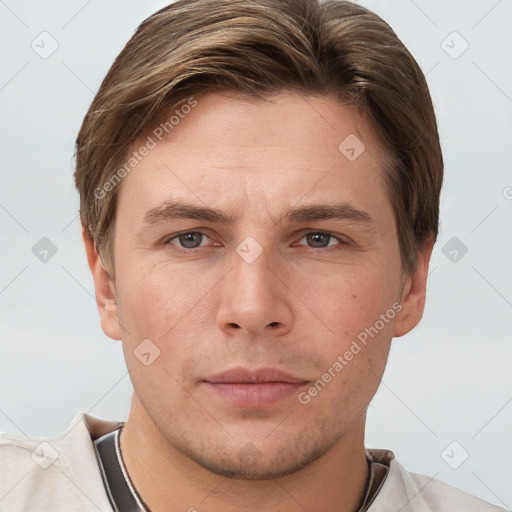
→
(141, 201, 375, 227)
(286, 204, 374, 225)
(143, 202, 231, 225)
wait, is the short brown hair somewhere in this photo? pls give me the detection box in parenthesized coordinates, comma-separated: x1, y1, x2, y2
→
(74, 0, 443, 276)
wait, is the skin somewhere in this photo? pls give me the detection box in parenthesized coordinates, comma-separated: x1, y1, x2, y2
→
(84, 92, 432, 512)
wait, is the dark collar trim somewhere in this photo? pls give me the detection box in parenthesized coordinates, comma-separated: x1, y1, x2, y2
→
(94, 427, 149, 512)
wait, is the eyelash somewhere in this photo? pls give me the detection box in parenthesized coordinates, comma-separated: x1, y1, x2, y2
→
(162, 231, 350, 252)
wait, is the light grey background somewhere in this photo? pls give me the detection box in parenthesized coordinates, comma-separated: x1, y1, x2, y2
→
(1, 0, 511, 509)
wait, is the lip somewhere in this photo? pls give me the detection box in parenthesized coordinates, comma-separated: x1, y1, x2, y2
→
(203, 367, 309, 408)
(205, 367, 307, 384)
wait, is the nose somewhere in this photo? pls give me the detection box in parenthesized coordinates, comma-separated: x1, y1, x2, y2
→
(216, 247, 293, 338)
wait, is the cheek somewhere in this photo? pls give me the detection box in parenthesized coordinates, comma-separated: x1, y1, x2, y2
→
(116, 260, 211, 335)
(307, 260, 402, 341)
(114, 261, 219, 389)
(298, 300, 395, 422)
(114, 266, 204, 415)
(296, 257, 400, 404)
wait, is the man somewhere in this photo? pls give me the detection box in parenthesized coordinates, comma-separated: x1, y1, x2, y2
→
(0, 0, 506, 510)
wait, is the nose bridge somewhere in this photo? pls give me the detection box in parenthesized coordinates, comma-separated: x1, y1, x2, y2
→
(233, 241, 273, 300)
(216, 239, 292, 336)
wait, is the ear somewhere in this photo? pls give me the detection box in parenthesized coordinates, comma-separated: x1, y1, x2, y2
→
(82, 227, 121, 341)
(393, 242, 434, 338)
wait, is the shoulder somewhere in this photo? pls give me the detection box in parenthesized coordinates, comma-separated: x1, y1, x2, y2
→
(368, 449, 507, 512)
(0, 413, 123, 512)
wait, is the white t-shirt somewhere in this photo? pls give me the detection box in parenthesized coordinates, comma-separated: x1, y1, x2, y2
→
(0, 413, 506, 511)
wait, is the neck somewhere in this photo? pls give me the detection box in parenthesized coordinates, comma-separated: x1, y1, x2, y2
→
(120, 395, 369, 512)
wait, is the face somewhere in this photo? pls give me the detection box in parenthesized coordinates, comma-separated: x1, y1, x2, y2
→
(87, 92, 430, 479)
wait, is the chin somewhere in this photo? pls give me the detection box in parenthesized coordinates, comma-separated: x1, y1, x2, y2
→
(179, 436, 329, 480)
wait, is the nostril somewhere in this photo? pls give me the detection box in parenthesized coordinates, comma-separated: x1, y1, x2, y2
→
(268, 322, 280, 328)
(228, 323, 241, 329)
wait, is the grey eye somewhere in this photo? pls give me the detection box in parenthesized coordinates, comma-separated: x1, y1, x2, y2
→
(305, 233, 332, 248)
(177, 232, 203, 248)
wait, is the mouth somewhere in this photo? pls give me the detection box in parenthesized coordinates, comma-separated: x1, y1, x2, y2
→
(202, 367, 309, 408)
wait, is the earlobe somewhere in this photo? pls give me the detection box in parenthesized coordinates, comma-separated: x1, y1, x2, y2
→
(393, 242, 434, 338)
(82, 227, 122, 341)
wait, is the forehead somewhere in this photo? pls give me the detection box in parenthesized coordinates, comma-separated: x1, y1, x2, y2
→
(141, 92, 381, 163)
(117, 92, 392, 223)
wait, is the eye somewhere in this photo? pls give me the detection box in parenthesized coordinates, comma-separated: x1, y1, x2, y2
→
(297, 232, 344, 249)
(167, 231, 209, 249)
